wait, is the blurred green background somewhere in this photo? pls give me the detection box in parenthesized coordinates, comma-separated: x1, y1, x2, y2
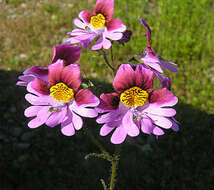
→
(0, 0, 214, 189)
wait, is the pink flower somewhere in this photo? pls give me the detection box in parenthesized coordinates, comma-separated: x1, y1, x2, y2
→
(67, 0, 126, 50)
(24, 61, 99, 136)
(17, 44, 81, 86)
(96, 64, 178, 144)
(139, 19, 178, 74)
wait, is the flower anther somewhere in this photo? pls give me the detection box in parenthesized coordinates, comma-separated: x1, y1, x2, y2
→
(50, 82, 74, 103)
(90, 13, 106, 29)
(120, 86, 148, 107)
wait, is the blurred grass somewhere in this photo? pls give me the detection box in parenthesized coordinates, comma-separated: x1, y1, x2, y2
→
(0, 0, 214, 114)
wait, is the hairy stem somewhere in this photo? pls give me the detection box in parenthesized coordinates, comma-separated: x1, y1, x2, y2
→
(109, 145, 121, 190)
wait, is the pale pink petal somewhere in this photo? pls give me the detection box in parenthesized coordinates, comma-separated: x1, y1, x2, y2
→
(153, 127, 165, 135)
(103, 38, 112, 49)
(24, 106, 43, 117)
(105, 32, 123, 40)
(61, 110, 75, 136)
(111, 125, 127, 144)
(45, 108, 67, 127)
(72, 112, 83, 130)
(122, 111, 139, 137)
(25, 94, 52, 106)
(28, 106, 51, 128)
(74, 18, 86, 29)
(141, 117, 153, 134)
(149, 115, 172, 129)
(100, 123, 115, 136)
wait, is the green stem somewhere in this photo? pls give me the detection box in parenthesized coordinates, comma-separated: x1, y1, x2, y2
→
(109, 145, 121, 190)
(100, 49, 116, 73)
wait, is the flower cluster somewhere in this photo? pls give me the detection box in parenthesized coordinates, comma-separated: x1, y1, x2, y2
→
(17, 0, 179, 144)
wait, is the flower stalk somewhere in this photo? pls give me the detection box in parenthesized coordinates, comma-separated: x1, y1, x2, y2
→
(109, 145, 121, 190)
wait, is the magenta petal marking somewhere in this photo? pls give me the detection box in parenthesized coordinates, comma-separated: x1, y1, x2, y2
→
(24, 106, 43, 117)
(79, 10, 93, 24)
(113, 64, 136, 93)
(75, 89, 99, 107)
(45, 108, 67, 128)
(111, 125, 127, 144)
(122, 111, 139, 137)
(72, 112, 83, 130)
(48, 60, 64, 86)
(94, 0, 114, 22)
(100, 123, 115, 136)
(135, 64, 154, 91)
(52, 44, 81, 65)
(150, 88, 178, 106)
(98, 93, 120, 111)
(107, 18, 123, 31)
(28, 106, 51, 128)
(153, 127, 164, 136)
(61, 64, 81, 91)
(31, 78, 49, 95)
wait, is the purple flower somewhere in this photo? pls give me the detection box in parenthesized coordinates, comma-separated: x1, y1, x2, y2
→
(117, 30, 132, 44)
(17, 44, 81, 87)
(16, 66, 48, 86)
(96, 64, 178, 144)
(67, 0, 126, 50)
(138, 19, 178, 74)
(52, 44, 82, 65)
(24, 60, 99, 136)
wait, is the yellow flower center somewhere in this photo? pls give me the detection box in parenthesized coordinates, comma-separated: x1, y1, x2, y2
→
(90, 13, 106, 29)
(50, 83, 74, 103)
(120, 87, 148, 107)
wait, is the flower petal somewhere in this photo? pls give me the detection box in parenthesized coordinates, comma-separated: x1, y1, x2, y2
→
(106, 18, 124, 32)
(100, 123, 115, 136)
(94, 0, 114, 22)
(74, 18, 86, 29)
(52, 44, 82, 65)
(111, 125, 127, 144)
(75, 89, 99, 107)
(113, 64, 136, 93)
(45, 108, 67, 128)
(153, 127, 165, 136)
(135, 64, 154, 91)
(25, 93, 53, 106)
(61, 64, 81, 91)
(141, 117, 153, 134)
(97, 93, 120, 112)
(148, 114, 172, 129)
(149, 88, 178, 106)
(28, 106, 51, 128)
(61, 110, 75, 136)
(31, 78, 49, 95)
(48, 60, 64, 86)
(24, 106, 43, 117)
(122, 111, 139, 137)
(72, 112, 83, 130)
(79, 10, 93, 24)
